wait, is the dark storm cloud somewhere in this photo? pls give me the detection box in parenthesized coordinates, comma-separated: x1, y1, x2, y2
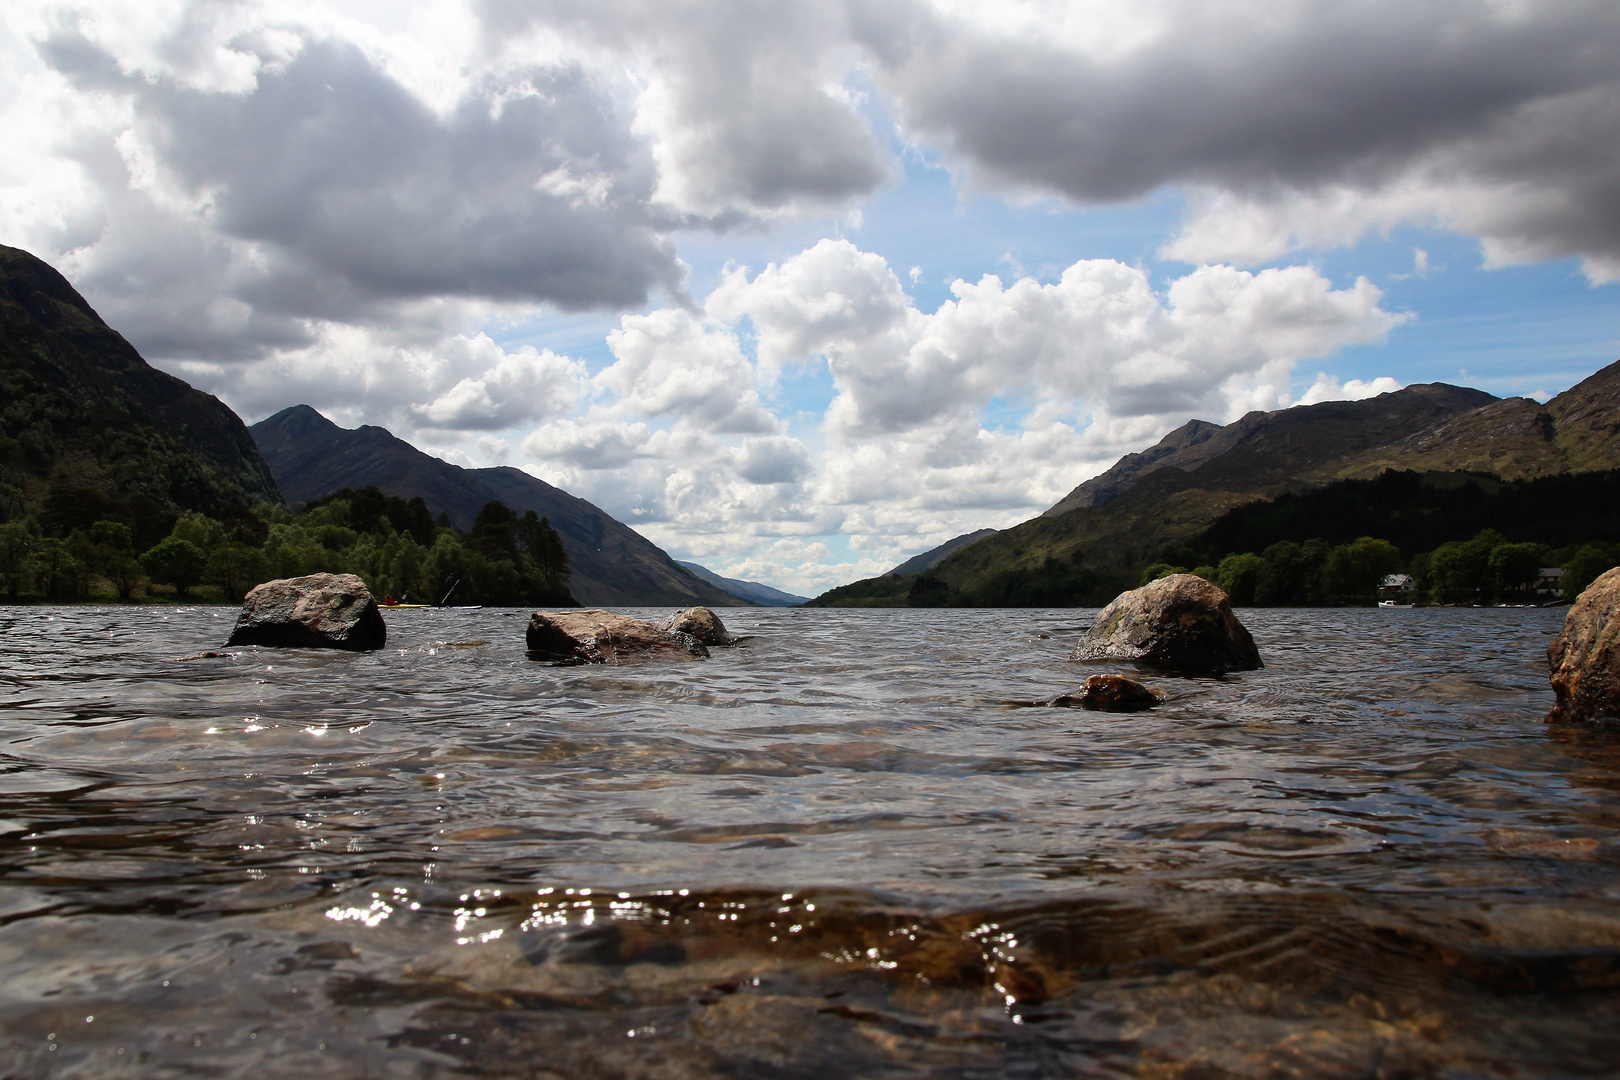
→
(141, 38, 678, 310)
(867, 2, 1612, 196)
(36, 28, 688, 361)
(856, 0, 1620, 268)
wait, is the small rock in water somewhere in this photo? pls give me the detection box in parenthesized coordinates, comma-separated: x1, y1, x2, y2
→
(225, 573, 386, 651)
(1070, 573, 1261, 675)
(527, 609, 709, 664)
(660, 606, 734, 646)
(1048, 674, 1161, 712)
(1547, 566, 1620, 723)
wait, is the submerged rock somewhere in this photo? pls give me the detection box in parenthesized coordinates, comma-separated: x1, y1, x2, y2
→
(1048, 674, 1161, 712)
(527, 609, 710, 664)
(1547, 567, 1620, 723)
(225, 573, 387, 651)
(1070, 574, 1261, 675)
(661, 606, 734, 646)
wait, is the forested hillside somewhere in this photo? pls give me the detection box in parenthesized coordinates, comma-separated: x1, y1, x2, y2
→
(0, 245, 281, 534)
(0, 484, 575, 607)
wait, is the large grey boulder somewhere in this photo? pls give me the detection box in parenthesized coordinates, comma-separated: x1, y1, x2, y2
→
(1070, 573, 1261, 675)
(527, 609, 709, 664)
(225, 573, 387, 651)
(1547, 567, 1620, 723)
(660, 606, 734, 646)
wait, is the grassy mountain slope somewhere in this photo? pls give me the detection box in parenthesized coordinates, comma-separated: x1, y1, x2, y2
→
(1044, 383, 1494, 517)
(251, 405, 743, 607)
(889, 529, 999, 575)
(810, 364, 1620, 606)
(0, 244, 281, 531)
(1339, 362, 1620, 480)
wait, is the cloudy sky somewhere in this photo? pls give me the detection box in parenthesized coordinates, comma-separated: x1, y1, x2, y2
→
(4, 0, 1619, 594)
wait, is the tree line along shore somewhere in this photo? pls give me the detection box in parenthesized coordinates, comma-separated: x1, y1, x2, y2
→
(0, 485, 574, 607)
(4, 468, 1619, 610)
(813, 468, 1620, 608)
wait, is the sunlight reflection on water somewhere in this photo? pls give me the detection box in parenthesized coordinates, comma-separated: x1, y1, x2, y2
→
(1, 604, 1617, 1077)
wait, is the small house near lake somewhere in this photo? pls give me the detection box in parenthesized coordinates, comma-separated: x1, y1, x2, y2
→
(1378, 574, 1416, 601)
(1534, 567, 1565, 600)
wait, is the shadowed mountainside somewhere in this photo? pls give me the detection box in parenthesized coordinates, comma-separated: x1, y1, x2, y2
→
(1044, 383, 1496, 517)
(0, 244, 281, 528)
(251, 405, 743, 607)
(810, 365, 1620, 606)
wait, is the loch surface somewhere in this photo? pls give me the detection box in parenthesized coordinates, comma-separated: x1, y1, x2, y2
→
(2, 605, 1618, 1077)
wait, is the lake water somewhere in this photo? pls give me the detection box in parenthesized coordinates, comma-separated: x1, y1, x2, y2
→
(2, 604, 1618, 1078)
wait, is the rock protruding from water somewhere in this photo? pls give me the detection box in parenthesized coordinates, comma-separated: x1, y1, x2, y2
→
(527, 609, 710, 664)
(1070, 574, 1262, 675)
(1048, 674, 1161, 712)
(1547, 567, 1620, 723)
(225, 573, 387, 651)
(660, 606, 734, 646)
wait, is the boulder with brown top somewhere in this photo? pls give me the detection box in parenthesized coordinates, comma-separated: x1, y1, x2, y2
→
(527, 609, 710, 664)
(225, 573, 387, 651)
(1070, 573, 1261, 675)
(660, 606, 734, 646)
(1048, 674, 1161, 712)
(1547, 567, 1620, 723)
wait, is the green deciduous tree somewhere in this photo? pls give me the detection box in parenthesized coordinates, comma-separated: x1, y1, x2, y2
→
(1325, 536, 1405, 603)
(1428, 529, 1504, 604)
(141, 537, 207, 598)
(1215, 552, 1265, 605)
(1253, 540, 1321, 606)
(1563, 545, 1620, 600)
(90, 520, 142, 600)
(0, 522, 32, 600)
(1139, 562, 1186, 586)
(207, 542, 266, 602)
(1488, 541, 1546, 600)
(171, 513, 225, 552)
(32, 537, 79, 599)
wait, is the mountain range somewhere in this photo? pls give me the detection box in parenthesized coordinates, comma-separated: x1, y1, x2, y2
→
(810, 361, 1620, 605)
(887, 529, 999, 576)
(0, 244, 280, 539)
(8, 238, 1615, 612)
(676, 562, 808, 606)
(0, 243, 780, 607)
(250, 405, 745, 607)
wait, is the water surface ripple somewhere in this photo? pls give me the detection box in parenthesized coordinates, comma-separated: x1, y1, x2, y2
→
(2, 605, 1618, 1077)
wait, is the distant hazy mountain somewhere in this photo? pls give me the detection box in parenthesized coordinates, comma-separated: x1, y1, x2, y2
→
(676, 561, 807, 606)
(0, 244, 281, 532)
(809, 366, 1620, 606)
(251, 405, 742, 607)
(887, 529, 998, 576)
